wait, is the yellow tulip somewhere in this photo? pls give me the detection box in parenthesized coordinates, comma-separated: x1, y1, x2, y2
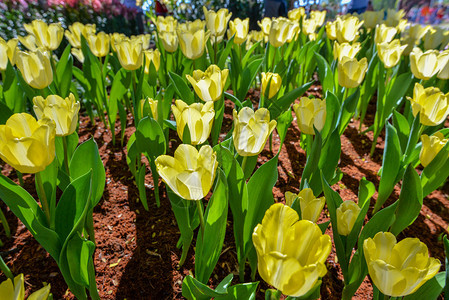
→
(335, 16, 364, 43)
(363, 232, 440, 297)
(252, 203, 331, 297)
(110, 32, 126, 52)
(374, 24, 397, 44)
(0, 38, 19, 69)
(268, 18, 291, 48)
(155, 144, 218, 200)
(0, 113, 56, 174)
(420, 132, 448, 167)
(33, 93, 80, 137)
(177, 27, 209, 60)
(385, 9, 406, 28)
(24, 20, 63, 51)
(325, 20, 337, 40)
(438, 51, 449, 80)
(396, 19, 409, 34)
(16, 49, 53, 90)
(144, 49, 161, 73)
(423, 27, 448, 50)
(362, 10, 384, 30)
(65, 22, 96, 48)
(407, 83, 449, 126)
(310, 10, 326, 27)
(86, 31, 110, 57)
(228, 18, 249, 45)
(338, 56, 368, 89)
(250, 30, 264, 43)
(410, 48, 441, 80)
(71, 47, 85, 63)
(261, 72, 282, 99)
(293, 97, 326, 135)
(172, 100, 215, 145)
(18, 35, 38, 51)
(0, 274, 51, 300)
(140, 98, 158, 120)
(336, 200, 361, 236)
(285, 189, 325, 223)
(115, 39, 143, 70)
(203, 6, 232, 38)
(232, 107, 277, 156)
(186, 64, 229, 102)
(178, 20, 206, 33)
(333, 41, 361, 61)
(132, 34, 151, 49)
(159, 31, 178, 53)
(155, 15, 177, 32)
(258, 17, 272, 37)
(376, 39, 407, 69)
(288, 7, 305, 20)
(406, 24, 430, 42)
(301, 18, 317, 36)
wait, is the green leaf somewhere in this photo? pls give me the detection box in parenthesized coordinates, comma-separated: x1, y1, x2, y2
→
(404, 272, 445, 300)
(444, 236, 449, 298)
(215, 274, 234, 293)
(169, 71, 194, 104)
(376, 123, 401, 212)
(69, 138, 105, 207)
(109, 68, 132, 140)
(320, 91, 340, 141)
(337, 88, 360, 135)
(224, 92, 243, 109)
(195, 169, 228, 283)
(135, 116, 166, 159)
(315, 52, 334, 94)
(66, 233, 95, 286)
(0, 101, 13, 125)
(182, 275, 224, 300)
(269, 81, 313, 119)
(55, 132, 78, 172)
(56, 44, 74, 98)
(301, 130, 322, 191)
(217, 36, 235, 69)
(137, 165, 148, 211)
(4, 63, 26, 113)
(216, 282, 259, 300)
(38, 158, 58, 228)
(276, 108, 293, 151)
(421, 138, 449, 197)
(392, 110, 411, 154)
(236, 58, 263, 101)
(0, 174, 62, 260)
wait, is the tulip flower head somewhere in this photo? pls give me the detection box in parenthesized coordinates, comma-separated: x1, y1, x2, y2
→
(155, 15, 177, 32)
(405, 24, 430, 42)
(71, 48, 84, 63)
(33, 93, 80, 137)
(110, 32, 126, 52)
(228, 18, 249, 45)
(16, 49, 53, 90)
(261, 72, 282, 99)
(293, 97, 326, 135)
(252, 203, 331, 297)
(86, 31, 110, 57)
(420, 132, 448, 167)
(203, 7, 232, 38)
(159, 31, 178, 52)
(376, 39, 407, 68)
(364, 232, 440, 297)
(337, 56, 368, 89)
(335, 16, 364, 43)
(155, 144, 218, 200)
(410, 48, 442, 80)
(310, 10, 326, 27)
(186, 64, 229, 102)
(0, 38, 19, 70)
(0, 113, 56, 174)
(24, 20, 63, 51)
(177, 27, 210, 60)
(19, 35, 38, 51)
(333, 42, 361, 61)
(0, 274, 51, 300)
(285, 189, 325, 223)
(172, 100, 215, 145)
(374, 24, 398, 44)
(144, 49, 161, 73)
(258, 17, 272, 37)
(437, 50, 449, 80)
(232, 107, 277, 156)
(65, 22, 96, 48)
(140, 98, 158, 121)
(407, 83, 449, 126)
(336, 200, 361, 236)
(288, 7, 305, 21)
(115, 39, 143, 70)
(325, 20, 337, 40)
(268, 18, 291, 48)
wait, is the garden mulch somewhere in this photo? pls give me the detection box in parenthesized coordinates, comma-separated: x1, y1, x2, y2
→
(0, 85, 448, 299)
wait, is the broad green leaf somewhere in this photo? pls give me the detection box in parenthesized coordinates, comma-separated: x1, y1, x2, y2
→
(169, 71, 194, 104)
(337, 88, 360, 135)
(315, 52, 334, 93)
(56, 44, 74, 98)
(182, 275, 224, 300)
(137, 165, 148, 211)
(66, 233, 95, 286)
(237, 58, 263, 101)
(404, 272, 445, 300)
(38, 158, 58, 228)
(135, 116, 166, 159)
(392, 110, 411, 153)
(421, 138, 449, 197)
(216, 282, 259, 300)
(0, 101, 13, 125)
(276, 108, 293, 151)
(301, 130, 322, 191)
(109, 69, 132, 141)
(55, 132, 79, 172)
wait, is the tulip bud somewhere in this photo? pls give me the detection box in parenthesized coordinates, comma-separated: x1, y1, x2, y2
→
(257, 17, 272, 37)
(420, 132, 448, 167)
(338, 56, 368, 88)
(186, 64, 229, 102)
(364, 232, 440, 297)
(24, 20, 63, 51)
(16, 49, 53, 90)
(228, 18, 249, 45)
(437, 50, 449, 80)
(203, 7, 232, 38)
(310, 10, 326, 27)
(261, 72, 282, 99)
(268, 18, 291, 48)
(232, 107, 277, 156)
(335, 16, 364, 43)
(0, 113, 56, 173)
(155, 144, 218, 200)
(362, 10, 384, 30)
(374, 24, 397, 44)
(159, 31, 178, 53)
(407, 83, 449, 126)
(132, 34, 151, 50)
(288, 7, 305, 21)
(86, 31, 110, 57)
(144, 49, 161, 73)
(155, 16, 177, 32)
(0, 38, 19, 70)
(333, 41, 361, 61)
(140, 98, 158, 120)
(177, 27, 209, 60)
(293, 97, 326, 135)
(377, 39, 407, 68)
(410, 48, 441, 80)
(252, 203, 331, 297)
(301, 18, 317, 36)
(285, 189, 325, 223)
(172, 100, 215, 145)
(336, 200, 360, 236)
(33, 93, 80, 137)
(115, 39, 143, 70)
(325, 20, 337, 40)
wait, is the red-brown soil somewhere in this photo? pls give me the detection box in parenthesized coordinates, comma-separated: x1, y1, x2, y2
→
(0, 86, 448, 299)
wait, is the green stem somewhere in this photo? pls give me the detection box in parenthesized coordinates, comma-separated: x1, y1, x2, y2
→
(241, 155, 248, 173)
(0, 255, 14, 282)
(62, 135, 70, 176)
(271, 46, 277, 71)
(35, 172, 51, 228)
(0, 208, 10, 238)
(214, 35, 218, 63)
(16, 170, 24, 187)
(196, 200, 205, 238)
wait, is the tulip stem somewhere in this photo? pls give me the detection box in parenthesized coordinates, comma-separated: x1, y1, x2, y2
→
(16, 170, 24, 187)
(0, 208, 11, 238)
(0, 255, 14, 283)
(35, 172, 51, 228)
(241, 156, 248, 173)
(196, 200, 205, 238)
(62, 135, 70, 176)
